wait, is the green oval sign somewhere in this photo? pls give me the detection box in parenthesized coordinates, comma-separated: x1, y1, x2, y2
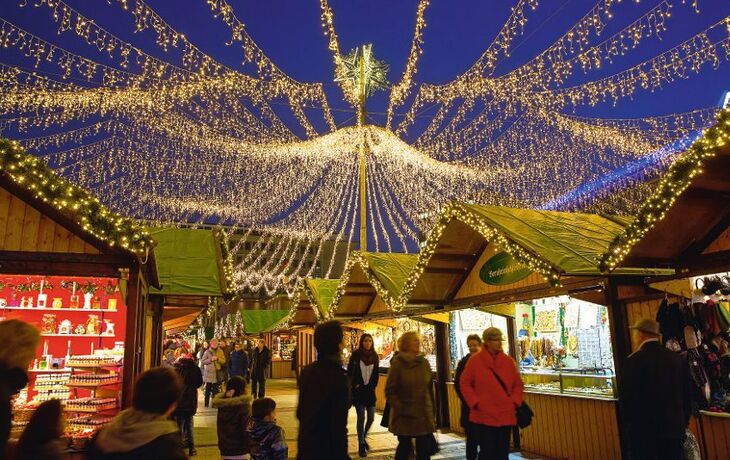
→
(479, 252, 532, 285)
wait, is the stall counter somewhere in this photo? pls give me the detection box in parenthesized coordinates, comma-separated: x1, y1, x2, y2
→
(445, 383, 622, 459)
(270, 359, 295, 379)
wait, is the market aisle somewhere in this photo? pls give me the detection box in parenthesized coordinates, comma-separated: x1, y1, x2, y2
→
(191, 378, 549, 459)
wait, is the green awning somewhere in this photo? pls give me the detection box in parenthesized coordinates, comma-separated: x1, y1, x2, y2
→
(461, 204, 671, 276)
(150, 228, 223, 296)
(242, 309, 291, 334)
(363, 252, 419, 299)
(305, 278, 340, 318)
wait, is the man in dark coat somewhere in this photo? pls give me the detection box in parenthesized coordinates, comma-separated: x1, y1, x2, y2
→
(229, 342, 250, 381)
(620, 318, 692, 460)
(454, 334, 482, 460)
(173, 357, 204, 457)
(297, 321, 351, 460)
(250, 339, 271, 399)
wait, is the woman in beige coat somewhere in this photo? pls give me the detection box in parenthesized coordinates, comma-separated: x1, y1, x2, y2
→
(385, 331, 437, 460)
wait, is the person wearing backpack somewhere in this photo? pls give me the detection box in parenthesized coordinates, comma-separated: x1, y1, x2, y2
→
(459, 327, 524, 460)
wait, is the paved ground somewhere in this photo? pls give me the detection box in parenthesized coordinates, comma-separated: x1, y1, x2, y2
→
(190, 378, 547, 459)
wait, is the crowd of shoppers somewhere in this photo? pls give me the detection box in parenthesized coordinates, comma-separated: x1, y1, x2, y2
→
(3, 316, 697, 460)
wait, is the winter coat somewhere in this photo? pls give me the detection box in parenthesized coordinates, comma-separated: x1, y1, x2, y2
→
(16, 439, 65, 460)
(385, 353, 436, 437)
(347, 350, 379, 407)
(454, 353, 473, 428)
(86, 408, 185, 460)
(1, 365, 28, 456)
(248, 419, 288, 460)
(459, 349, 524, 428)
(211, 393, 253, 456)
(229, 350, 250, 379)
(296, 355, 351, 460)
(620, 340, 692, 440)
(201, 347, 226, 384)
(250, 347, 271, 380)
(173, 358, 204, 416)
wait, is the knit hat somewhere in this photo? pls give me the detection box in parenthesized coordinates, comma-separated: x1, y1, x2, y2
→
(0, 319, 41, 370)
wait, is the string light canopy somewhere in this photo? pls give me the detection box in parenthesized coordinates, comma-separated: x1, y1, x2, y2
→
(0, 0, 728, 295)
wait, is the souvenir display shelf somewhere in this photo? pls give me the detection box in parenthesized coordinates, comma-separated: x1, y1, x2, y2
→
(271, 332, 296, 361)
(521, 369, 616, 399)
(2, 274, 126, 450)
(515, 296, 615, 400)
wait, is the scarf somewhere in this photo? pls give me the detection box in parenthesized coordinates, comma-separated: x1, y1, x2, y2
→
(357, 347, 378, 366)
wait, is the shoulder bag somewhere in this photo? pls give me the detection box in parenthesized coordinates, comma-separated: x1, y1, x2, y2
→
(488, 367, 533, 429)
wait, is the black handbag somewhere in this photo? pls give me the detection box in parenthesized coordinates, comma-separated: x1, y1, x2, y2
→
(488, 367, 533, 429)
(380, 402, 390, 428)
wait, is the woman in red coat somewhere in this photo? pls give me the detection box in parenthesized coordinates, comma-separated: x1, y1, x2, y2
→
(459, 327, 523, 460)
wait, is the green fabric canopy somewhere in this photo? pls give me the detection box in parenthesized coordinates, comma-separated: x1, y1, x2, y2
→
(242, 309, 291, 333)
(461, 204, 671, 276)
(150, 228, 223, 296)
(305, 278, 340, 318)
(363, 252, 419, 298)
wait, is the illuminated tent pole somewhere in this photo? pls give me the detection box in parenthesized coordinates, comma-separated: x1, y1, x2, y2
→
(337, 44, 389, 252)
(358, 47, 368, 252)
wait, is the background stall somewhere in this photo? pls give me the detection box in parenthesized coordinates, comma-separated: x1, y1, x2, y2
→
(150, 227, 227, 363)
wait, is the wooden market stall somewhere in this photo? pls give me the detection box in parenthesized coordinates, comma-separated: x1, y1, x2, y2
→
(149, 227, 228, 364)
(598, 119, 730, 460)
(287, 278, 340, 375)
(326, 252, 454, 420)
(0, 138, 159, 451)
(399, 202, 672, 460)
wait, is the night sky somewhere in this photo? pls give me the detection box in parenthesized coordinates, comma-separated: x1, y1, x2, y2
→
(4, 0, 730, 135)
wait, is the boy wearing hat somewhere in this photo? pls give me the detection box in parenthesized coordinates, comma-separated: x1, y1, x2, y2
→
(620, 318, 692, 460)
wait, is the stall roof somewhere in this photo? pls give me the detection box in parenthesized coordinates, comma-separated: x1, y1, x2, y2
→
(461, 204, 636, 276)
(242, 309, 291, 334)
(330, 252, 419, 318)
(150, 228, 223, 296)
(304, 278, 340, 319)
(600, 110, 730, 273)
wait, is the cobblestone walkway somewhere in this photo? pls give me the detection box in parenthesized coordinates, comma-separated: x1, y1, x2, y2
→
(191, 379, 547, 459)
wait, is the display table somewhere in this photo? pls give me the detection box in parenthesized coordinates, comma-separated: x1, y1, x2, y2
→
(520, 392, 621, 460)
(270, 359, 294, 379)
(445, 383, 464, 434)
(699, 410, 730, 459)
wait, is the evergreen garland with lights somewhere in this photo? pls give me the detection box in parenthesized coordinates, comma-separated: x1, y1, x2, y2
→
(0, 138, 154, 254)
(599, 107, 730, 271)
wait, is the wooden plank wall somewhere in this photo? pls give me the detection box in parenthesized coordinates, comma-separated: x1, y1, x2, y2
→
(701, 413, 730, 459)
(0, 186, 98, 254)
(625, 298, 664, 352)
(375, 375, 387, 411)
(296, 328, 315, 376)
(520, 393, 621, 460)
(445, 383, 464, 434)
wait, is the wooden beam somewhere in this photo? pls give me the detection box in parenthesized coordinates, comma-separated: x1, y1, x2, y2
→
(678, 208, 730, 260)
(424, 266, 469, 275)
(430, 253, 475, 262)
(0, 251, 134, 277)
(676, 249, 730, 274)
